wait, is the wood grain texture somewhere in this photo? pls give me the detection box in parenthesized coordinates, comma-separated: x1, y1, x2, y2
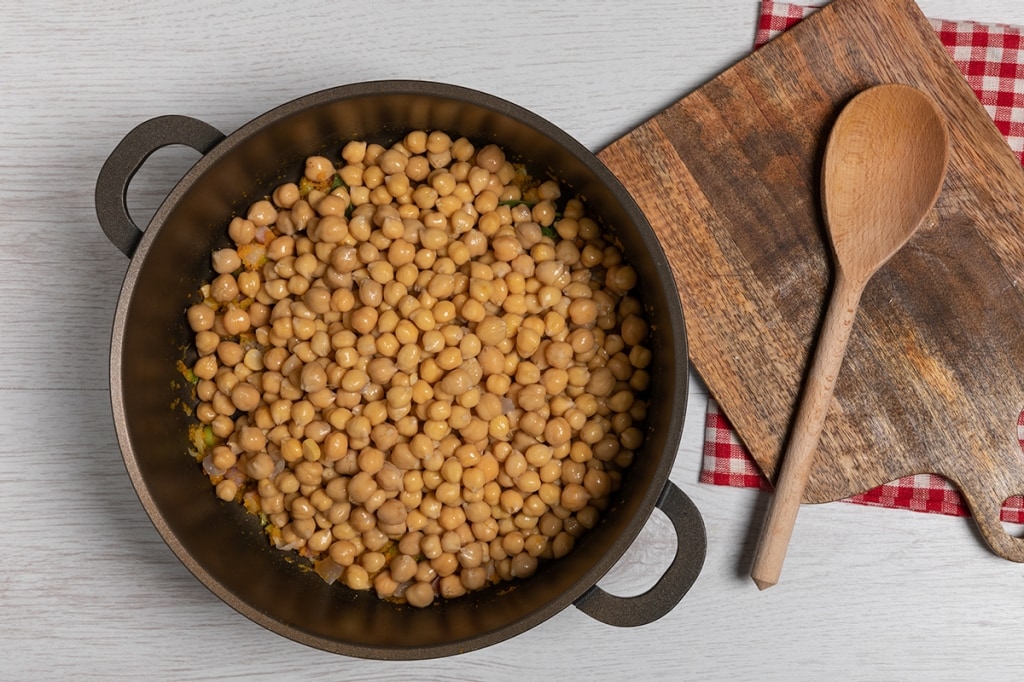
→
(6, 0, 1024, 678)
(599, 0, 1024, 562)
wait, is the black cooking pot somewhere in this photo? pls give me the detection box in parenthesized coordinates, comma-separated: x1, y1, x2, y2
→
(96, 80, 705, 659)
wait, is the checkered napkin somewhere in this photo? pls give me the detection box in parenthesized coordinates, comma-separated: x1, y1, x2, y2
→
(699, 0, 1024, 523)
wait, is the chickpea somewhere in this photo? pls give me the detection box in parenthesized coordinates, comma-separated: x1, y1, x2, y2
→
(189, 132, 655, 608)
(343, 565, 371, 591)
(272, 182, 300, 209)
(228, 217, 256, 245)
(304, 155, 335, 182)
(187, 303, 216, 332)
(474, 144, 504, 172)
(376, 498, 408, 527)
(568, 297, 599, 326)
(221, 307, 251, 336)
(247, 200, 278, 228)
(230, 382, 261, 412)
(475, 316, 506, 346)
(215, 478, 238, 501)
(561, 483, 592, 512)
(211, 248, 241, 274)
(405, 581, 436, 608)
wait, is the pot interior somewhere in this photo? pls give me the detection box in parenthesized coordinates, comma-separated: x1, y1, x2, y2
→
(111, 81, 688, 658)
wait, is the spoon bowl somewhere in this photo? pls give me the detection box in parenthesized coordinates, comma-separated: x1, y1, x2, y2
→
(750, 83, 950, 590)
(824, 84, 951, 285)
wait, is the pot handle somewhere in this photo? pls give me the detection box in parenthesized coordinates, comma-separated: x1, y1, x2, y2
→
(95, 115, 225, 258)
(573, 481, 706, 627)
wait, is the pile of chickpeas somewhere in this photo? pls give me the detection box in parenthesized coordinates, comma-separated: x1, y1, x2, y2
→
(185, 129, 653, 608)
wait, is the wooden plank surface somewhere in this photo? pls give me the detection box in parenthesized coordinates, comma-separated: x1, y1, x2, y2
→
(600, 0, 1024, 561)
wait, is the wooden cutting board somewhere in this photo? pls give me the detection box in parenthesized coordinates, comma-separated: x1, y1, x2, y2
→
(599, 0, 1024, 562)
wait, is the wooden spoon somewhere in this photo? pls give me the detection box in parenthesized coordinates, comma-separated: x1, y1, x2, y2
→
(750, 83, 949, 590)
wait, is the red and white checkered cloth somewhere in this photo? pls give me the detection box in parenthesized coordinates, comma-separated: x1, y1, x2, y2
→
(700, 0, 1024, 523)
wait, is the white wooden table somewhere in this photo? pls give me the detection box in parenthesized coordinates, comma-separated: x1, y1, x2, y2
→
(4, 1, 1024, 678)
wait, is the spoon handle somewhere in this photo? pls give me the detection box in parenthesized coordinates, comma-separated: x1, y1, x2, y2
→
(750, 270, 863, 590)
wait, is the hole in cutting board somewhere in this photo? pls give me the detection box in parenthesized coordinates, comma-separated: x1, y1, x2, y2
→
(999, 499, 1024, 538)
(1000, 408, 1024, 537)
